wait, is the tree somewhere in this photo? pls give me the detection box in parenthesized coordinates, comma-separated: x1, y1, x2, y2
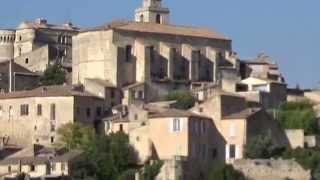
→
(166, 90, 196, 110)
(245, 134, 275, 159)
(58, 123, 132, 180)
(277, 101, 319, 135)
(40, 64, 66, 85)
(209, 162, 246, 180)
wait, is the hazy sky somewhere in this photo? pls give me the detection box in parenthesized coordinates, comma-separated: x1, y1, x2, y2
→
(1, 0, 319, 88)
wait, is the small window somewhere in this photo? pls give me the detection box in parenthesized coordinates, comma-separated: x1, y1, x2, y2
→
(125, 45, 132, 62)
(172, 118, 181, 132)
(140, 14, 144, 22)
(37, 104, 42, 116)
(30, 165, 35, 172)
(96, 107, 102, 117)
(212, 148, 218, 159)
(25, 58, 29, 64)
(8, 166, 11, 173)
(86, 108, 91, 118)
(119, 124, 124, 132)
(51, 163, 56, 171)
(229, 123, 236, 137)
(138, 91, 144, 99)
(229, 144, 236, 158)
(199, 107, 203, 113)
(51, 136, 55, 144)
(50, 104, 56, 120)
(61, 163, 65, 171)
(19, 36, 22, 41)
(20, 104, 29, 116)
(134, 114, 138, 120)
(34, 126, 37, 131)
(51, 124, 55, 132)
(156, 14, 161, 24)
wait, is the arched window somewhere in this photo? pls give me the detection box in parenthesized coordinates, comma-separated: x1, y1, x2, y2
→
(156, 14, 161, 24)
(25, 58, 29, 64)
(140, 14, 144, 22)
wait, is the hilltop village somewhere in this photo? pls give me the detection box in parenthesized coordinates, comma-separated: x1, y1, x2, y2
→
(0, 0, 319, 180)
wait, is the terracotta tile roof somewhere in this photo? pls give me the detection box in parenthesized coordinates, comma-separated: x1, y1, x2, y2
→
(0, 85, 102, 100)
(82, 20, 230, 40)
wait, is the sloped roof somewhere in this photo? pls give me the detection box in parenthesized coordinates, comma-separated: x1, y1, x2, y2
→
(0, 61, 38, 76)
(222, 108, 261, 120)
(82, 20, 230, 40)
(0, 85, 102, 100)
(148, 107, 210, 119)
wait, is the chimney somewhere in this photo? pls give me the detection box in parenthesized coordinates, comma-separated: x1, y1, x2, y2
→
(9, 59, 14, 92)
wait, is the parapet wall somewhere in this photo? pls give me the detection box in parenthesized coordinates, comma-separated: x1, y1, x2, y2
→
(233, 159, 311, 180)
(0, 29, 15, 62)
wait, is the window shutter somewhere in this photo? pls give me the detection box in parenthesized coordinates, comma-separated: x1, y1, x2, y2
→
(225, 144, 230, 160)
(169, 119, 174, 132)
(236, 145, 241, 159)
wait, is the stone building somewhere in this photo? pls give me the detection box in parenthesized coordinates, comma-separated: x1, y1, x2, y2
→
(0, 85, 105, 147)
(191, 89, 288, 164)
(0, 19, 79, 85)
(105, 103, 223, 180)
(73, 0, 239, 106)
(0, 145, 83, 179)
(0, 60, 39, 92)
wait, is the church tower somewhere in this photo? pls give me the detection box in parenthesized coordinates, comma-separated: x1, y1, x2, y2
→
(135, 0, 170, 24)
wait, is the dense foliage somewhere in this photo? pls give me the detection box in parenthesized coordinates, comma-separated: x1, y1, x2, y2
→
(276, 101, 319, 135)
(40, 64, 66, 85)
(166, 90, 196, 109)
(57, 123, 163, 180)
(58, 123, 132, 180)
(209, 162, 246, 180)
(280, 148, 320, 180)
(245, 134, 277, 159)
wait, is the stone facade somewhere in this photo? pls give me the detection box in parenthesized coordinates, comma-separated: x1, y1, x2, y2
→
(0, 86, 105, 147)
(0, 29, 15, 62)
(233, 159, 311, 180)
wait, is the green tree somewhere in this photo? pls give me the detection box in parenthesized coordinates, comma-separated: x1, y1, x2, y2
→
(40, 64, 66, 85)
(166, 90, 196, 109)
(277, 101, 319, 135)
(209, 162, 246, 180)
(245, 134, 275, 159)
(58, 123, 132, 180)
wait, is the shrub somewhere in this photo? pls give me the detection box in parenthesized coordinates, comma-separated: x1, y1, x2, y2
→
(166, 90, 196, 109)
(276, 101, 319, 135)
(245, 133, 276, 159)
(40, 64, 66, 85)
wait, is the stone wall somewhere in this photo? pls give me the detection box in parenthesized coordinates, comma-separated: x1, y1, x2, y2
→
(233, 159, 311, 180)
(0, 30, 15, 62)
(285, 129, 305, 149)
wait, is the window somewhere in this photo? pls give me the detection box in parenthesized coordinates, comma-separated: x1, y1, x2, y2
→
(9, 106, 13, 117)
(229, 123, 236, 137)
(156, 14, 161, 24)
(172, 118, 181, 132)
(30, 165, 35, 172)
(61, 163, 65, 171)
(119, 124, 123, 132)
(111, 89, 115, 98)
(8, 166, 11, 173)
(19, 36, 22, 41)
(229, 144, 236, 158)
(149, 46, 155, 63)
(34, 126, 37, 131)
(212, 148, 218, 159)
(20, 104, 29, 116)
(138, 91, 144, 99)
(125, 45, 132, 62)
(51, 163, 56, 171)
(25, 58, 29, 64)
(51, 136, 55, 144)
(37, 104, 42, 116)
(51, 124, 55, 132)
(50, 104, 56, 120)
(199, 107, 203, 113)
(96, 107, 102, 117)
(140, 14, 144, 22)
(86, 108, 91, 118)
(134, 114, 138, 120)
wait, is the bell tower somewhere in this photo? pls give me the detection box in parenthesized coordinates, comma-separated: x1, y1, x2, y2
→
(135, 0, 170, 24)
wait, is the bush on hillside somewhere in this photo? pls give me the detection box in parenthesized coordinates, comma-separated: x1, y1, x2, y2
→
(40, 64, 66, 85)
(166, 90, 196, 110)
(276, 101, 319, 135)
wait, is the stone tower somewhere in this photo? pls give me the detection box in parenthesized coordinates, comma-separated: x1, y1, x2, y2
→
(0, 29, 15, 62)
(135, 0, 170, 24)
